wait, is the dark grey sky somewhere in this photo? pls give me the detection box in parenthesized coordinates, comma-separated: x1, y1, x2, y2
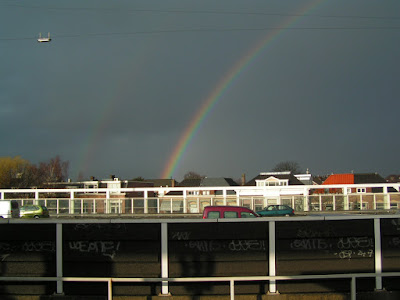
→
(1, 0, 399, 181)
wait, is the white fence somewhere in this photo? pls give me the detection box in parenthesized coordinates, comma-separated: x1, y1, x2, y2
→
(1, 183, 400, 216)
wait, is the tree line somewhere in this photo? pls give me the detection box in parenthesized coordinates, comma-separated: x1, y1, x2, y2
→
(0, 156, 302, 189)
(0, 156, 69, 189)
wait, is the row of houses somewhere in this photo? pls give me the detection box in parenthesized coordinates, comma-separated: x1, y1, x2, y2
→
(41, 171, 398, 201)
(54, 171, 392, 193)
(2, 171, 399, 214)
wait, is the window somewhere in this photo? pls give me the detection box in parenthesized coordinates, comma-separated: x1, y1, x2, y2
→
(224, 211, 238, 218)
(84, 182, 98, 193)
(357, 188, 366, 193)
(256, 178, 289, 186)
(241, 212, 257, 218)
(207, 211, 220, 219)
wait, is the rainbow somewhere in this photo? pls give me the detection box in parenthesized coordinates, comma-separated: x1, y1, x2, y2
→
(161, 0, 323, 179)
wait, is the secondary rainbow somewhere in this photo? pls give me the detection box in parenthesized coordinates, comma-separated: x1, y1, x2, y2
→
(161, 0, 323, 179)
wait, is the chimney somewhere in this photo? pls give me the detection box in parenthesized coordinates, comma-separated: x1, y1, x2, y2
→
(171, 179, 175, 187)
(241, 173, 246, 186)
(110, 175, 115, 180)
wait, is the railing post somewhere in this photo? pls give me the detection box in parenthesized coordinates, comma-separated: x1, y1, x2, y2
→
(230, 280, 235, 300)
(223, 189, 227, 205)
(303, 188, 309, 212)
(56, 223, 63, 294)
(268, 221, 277, 294)
(144, 191, 148, 214)
(351, 277, 356, 300)
(319, 195, 322, 211)
(161, 222, 170, 295)
(106, 191, 110, 214)
(70, 191, 75, 214)
(383, 186, 390, 210)
(374, 218, 383, 290)
(343, 188, 349, 211)
(108, 278, 112, 300)
(183, 190, 187, 213)
(34, 191, 39, 205)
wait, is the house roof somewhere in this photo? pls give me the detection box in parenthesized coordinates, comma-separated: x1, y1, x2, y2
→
(386, 175, 400, 183)
(312, 175, 329, 185)
(144, 179, 177, 187)
(323, 173, 386, 185)
(177, 178, 203, 187)
(178, 177, 239, 187)
(201, 177, 239, 187)
(323, 174, 354, 185)
(245, 172, 304, 186)
(354, 173, 386, 184)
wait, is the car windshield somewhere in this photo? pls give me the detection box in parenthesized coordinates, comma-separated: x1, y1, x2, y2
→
(241, 212, 256, 218)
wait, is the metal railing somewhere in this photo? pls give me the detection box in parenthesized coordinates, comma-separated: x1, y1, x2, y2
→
(1, 272, 400, 300)
(5, 193, 400, 216)
(1, 183, 400, 215)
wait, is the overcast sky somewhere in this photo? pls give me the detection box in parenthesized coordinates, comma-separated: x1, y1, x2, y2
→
(1, 0, 399, 182)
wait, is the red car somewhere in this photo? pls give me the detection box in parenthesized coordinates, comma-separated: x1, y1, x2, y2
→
(202, 206, 259, 219)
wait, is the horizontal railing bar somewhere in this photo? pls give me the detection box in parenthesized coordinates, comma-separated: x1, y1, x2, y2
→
(1, 272, 400, 283)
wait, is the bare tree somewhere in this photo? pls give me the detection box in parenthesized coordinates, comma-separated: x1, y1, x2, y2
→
(272, 161, 303, 174)
(37, 155, 69, 184)
(0, 156, 31, 188)
(183, 171, 205, 180)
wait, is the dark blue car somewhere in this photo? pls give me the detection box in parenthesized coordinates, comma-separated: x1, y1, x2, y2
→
(257, 205, 295, 217)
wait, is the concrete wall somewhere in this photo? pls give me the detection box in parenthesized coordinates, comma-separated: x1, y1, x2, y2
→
(0, 216, 400, 297)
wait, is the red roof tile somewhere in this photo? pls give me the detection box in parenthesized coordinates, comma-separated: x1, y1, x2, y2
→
(323, 174, 354, 185)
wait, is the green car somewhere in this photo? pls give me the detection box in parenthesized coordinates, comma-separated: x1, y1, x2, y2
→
(257, 205, 295, 217)
(20, 205, 50, 219)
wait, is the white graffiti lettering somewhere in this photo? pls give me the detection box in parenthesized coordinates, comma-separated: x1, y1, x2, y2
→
(171, 231, 191, 240)
(68, 241, 120, 259)
(337, 237, 373, 249)
(290, 239, 330, 250)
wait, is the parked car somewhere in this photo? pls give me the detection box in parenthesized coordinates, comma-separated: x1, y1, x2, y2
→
(20, 205, 49, 219)
(0, 200, 20, 218)
(203, 206, 259, 219)
(257, 205, 295, 217)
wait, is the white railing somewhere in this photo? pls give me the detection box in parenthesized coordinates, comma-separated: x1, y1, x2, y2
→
(4, 194, 400, 216)
(0, 183, 400, 215)
(1, 272, 400, 300)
